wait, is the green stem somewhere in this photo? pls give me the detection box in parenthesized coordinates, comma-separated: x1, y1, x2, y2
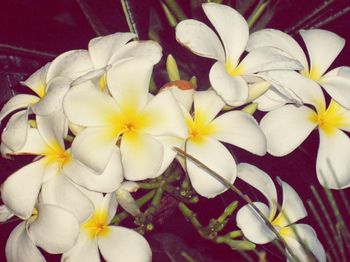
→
(163, 0, 187, 21)
(76, 0, 107, 36)
(178, 202, 202, 230)
(121, 0, 139, 39)
(247, 0, 269, 28)
(0, 43, 56, 59)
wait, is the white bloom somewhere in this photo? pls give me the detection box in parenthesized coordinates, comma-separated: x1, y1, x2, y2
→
(62, 192, 151, 262)
(176, 3, 302, 106)
(64, 57, 188, 180)
(180, 89, 266, 198)
(247, 28, 350, 110)
(260, 79, 350, 189)
(236, 163, 326, 262)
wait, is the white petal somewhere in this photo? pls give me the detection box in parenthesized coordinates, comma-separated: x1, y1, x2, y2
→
(175, 19, 225, 61)
(246, 29, 308, 71)
(320, 74, 350, 110)
(260, 105, 317, 156)
(212, 110, 266, 155)
(5, 222, 45, 262)
(110, 40, 163, 65)
(28, 203, 79, 254)
(64, 149, 123, 193)
(63, 81, 121, 127)
(316, 129, 350, 189)
(47, 50, 93, 81)
(0, 94, 39, 122)
(209, 61, 248, 106)
(71, 126, 118, 173)
(255, 89, 287, 112)
(237, 163, 277, 220)
(21, 63, 50, 97)
(31, 76, 71, 115)
(203, 3, 248, 67)
(0, 205, 14, 222)
(88, 32, 135, 68)
(115, 188, 140, 216)
(141, 90, 188, 138)
(169, 86, 194, 112)
(40, 175, 94, 223)
(120, 132, 163, 180)
(272, 178, 307, 227)
(107, 58, 153, 111)
(283, 224, 326, 262)
(193, 90, 225, 124)
(1, 110, 29, 152)
(98, 226, 152, 262)
(240, 47, 303, 74)
(186, 138, 236, 198)
(300, 29, 345, 77)
(100, 193, 118, 223)
(1, 158, 46, 219)
(62, 233, 100, 262)
(236, 202, 276, 244)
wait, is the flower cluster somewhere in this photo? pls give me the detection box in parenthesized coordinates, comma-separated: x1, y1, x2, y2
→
(0, 2, 349, 261)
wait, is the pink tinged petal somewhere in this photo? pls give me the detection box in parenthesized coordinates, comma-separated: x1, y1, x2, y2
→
(110, 40, 163, 65)
(193, 90, 225, 124)
(236, 202, 276, 244)
(61, 233, 100, 262)
(47, 50, 93, 81)
(5, 222, 45, 262)
(260, 105, 317, 156)
(88, 32, 136, 68)
(121, 133, 164, 181)
(1, 110, 29, 152)
(300, 29, 345, 77)
(255, 89, 288, 112)
(0, 94, 39, 122)
(283, 224, 326, 262)
(107, 58, 153, 111)
(31, 76, 71, 115)
(40, 175, 94, 223)
(186, 138, 236, 198)
(209, 61, 248, 106)
(98, 226, 152, 262)
(212, 110, 266, 155)
(71, 126, 118, 173)
(28, 203, 79, 254)
(63, 81, 121, 127)
(260, 71, 325, 109)
(273, 178, 307, 227)
(320, 74, 350, 110)
(21, 63, 50, 97)
(203, 3, 248, 67)
(237, 163, 277, 220)
(246, 29, 308, 71)
(141, 90, 188, 138)
(63, 149, 123, 193)
(0, 205, 14, 222)
(175, 19, 225, 61)
(1, 158, 46, 219)
(316, 129, 350, 189)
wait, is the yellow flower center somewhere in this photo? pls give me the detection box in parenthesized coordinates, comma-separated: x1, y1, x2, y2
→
(186, 110, 217, 144)
(309, 100, 348, 136)
(99, 73, 107, 92)
(301, 66, 321, 81)
(36, 83, 47, 98)
(44, 142, 72, 169)
(225, 61, 244, 77)
(82, 210, 110, 239)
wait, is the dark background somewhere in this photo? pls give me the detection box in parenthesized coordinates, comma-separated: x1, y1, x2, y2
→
(0, 0, 349, 261)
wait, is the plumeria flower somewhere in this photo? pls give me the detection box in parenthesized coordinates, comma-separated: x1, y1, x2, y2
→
(236, 163, 326, 262)
(63, 57, 188, 180)
(176, 3, 302, 106)
(62, 192, 151, 262)
(260, 76, 350, 189)
(180, 89, 266, 198)
(247, 28, 350, 109)
(1, 111, 123, 220)
(4, 203, 79, 261)
(71, 32, 162, 91)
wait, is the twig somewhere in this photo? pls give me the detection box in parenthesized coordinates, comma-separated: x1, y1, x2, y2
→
(0, 44, 56, 59)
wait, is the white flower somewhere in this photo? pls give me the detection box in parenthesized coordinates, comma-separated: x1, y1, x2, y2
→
(63, 57, 188, 180)
(175, 3, 302, 106)
(180, 89, 266, 198)
(247, 28, 350, 110)
(236, 163, 326, 262)
(260, 78, 350, 189)
(4, 203, 80, 261)
(62, 192, 151, 262)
